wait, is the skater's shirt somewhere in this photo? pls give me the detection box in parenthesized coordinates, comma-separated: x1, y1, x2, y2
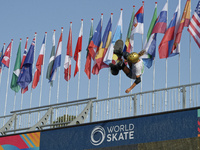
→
(132, 59, 144, 76)
(128, 59, 144, 79)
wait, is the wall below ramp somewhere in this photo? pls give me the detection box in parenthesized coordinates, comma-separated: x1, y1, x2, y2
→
(1, 108, 200, 150)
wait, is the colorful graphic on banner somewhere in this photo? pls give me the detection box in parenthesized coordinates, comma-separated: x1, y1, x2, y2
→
(198, 109, 200, 137)
(0, 132, 40, 150)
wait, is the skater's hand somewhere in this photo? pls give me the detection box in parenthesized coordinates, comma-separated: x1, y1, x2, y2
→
(125, 88, 132, 93)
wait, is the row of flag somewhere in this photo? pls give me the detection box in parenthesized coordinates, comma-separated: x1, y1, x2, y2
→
(0, 0, 199, 94)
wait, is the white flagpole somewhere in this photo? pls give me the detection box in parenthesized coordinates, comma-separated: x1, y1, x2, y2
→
(77, 52, 81, 101)
(77, 19, 83, 101)
(56, 27, 63, 119)
(29, 32, 37, 127)
(38, 32, 47, 121)
(178, 0, 181, 105)
(189, 35, 191, 106)
(67, 23, 72, 102)
(19, 37, 28, 128)
(49, 85, 51, 105)
(0, 43, 5, 88)
(118, 10, 122, 118)
(48, 30, 56, 105)
(189, 1, 192, 106)
(39, 32, 47, 108)
(30, 32, 37, 110)
(3, 39, 13, 123)
(95, 14, 103, 121)
(140, 1, 144, 114)
(165, 0, 168, 111)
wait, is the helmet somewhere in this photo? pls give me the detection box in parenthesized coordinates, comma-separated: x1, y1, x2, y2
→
(127, 52, 139, 63)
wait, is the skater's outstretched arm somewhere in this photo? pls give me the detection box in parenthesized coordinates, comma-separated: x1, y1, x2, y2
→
(125, 75, 141, 93)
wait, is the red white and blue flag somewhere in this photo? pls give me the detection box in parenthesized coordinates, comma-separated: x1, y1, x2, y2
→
(74, 20, 83, 77)
(17, 36, 36, 89)
(1, 40, 13, 68)
(159, 5, 180, 59)
(50, 28, 63, 82)
(64, 22, 72, 81)
(32, 33, 47, 89)
(188, 0, 200, 48)
(131, 3, 144, 35)
(142, 2, 167, 68)
(88, 15, 103, 60)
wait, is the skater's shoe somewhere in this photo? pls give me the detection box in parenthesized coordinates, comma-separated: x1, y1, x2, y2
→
(113, 40, 123, 58)
(109, 63, 119, 76)
(116, 60, 125, 70)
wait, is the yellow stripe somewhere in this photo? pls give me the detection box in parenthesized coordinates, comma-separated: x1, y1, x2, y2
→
(31, 132, 40, 147)
(0, 145, 4, 150)
(27, 133, 38, 147)
(105, 31, 112, 48)
(95, 42, 103, 59)
(22, 134, 34, 148)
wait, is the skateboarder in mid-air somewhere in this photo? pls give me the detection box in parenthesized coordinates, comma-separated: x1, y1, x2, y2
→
(109, 40, 145, 93)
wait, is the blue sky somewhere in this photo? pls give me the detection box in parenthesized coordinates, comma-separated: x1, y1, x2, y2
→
(0, 0, 199, 116)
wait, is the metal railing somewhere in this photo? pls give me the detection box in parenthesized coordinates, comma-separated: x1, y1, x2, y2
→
(0, 82, 200, 135)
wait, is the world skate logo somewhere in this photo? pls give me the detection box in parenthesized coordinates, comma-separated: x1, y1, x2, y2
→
(90, 126, 106, 146)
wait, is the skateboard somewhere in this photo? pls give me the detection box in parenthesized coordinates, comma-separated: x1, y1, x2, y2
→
(109, 40, 124, 76)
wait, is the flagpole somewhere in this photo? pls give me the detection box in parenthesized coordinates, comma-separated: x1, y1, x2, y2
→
(0, 43, 5, 88)
(38, 32, 47, 121)
(67, 22, 72, 102)
(56, 27, 63, 120)
(77, 52, 81, 101)
(165, 0, 168, 111)
(178, 0, 181, 106)
(30, 32, 37, 110)
(140, 1, 144, 114)
(48, 30, 56, 105)
(28, 32, 37, 127)
(189, 1, 192, 107)
(189, 34, 191, 106)
(3, 39, 13, 124)
(117, 10, 122, 118)
(77, 19, 83, 101)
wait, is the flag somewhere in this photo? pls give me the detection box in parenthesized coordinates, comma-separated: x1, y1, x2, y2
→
(10, 39, 21, 92)
(46, 30, 56, 85)
(131, 3, 144, 35)
(152, 2, 168, 34)
(20, 37, 29, 94)
(123, 6, 135, 53)
(84, 19, 94, 79)
(159, 5, 180, 59)
(142, 2, 157, 68)
(1, 40, 13, 68)
(64, 22, 73, 81)
(32, 33, 47, 89)
(104, 10, 122, 65)
(88, 15, 103, 60)
(142, 2, 167, 68)
(21, 37, 28, 69)
(74, 19, 83, 77)
(0, 44, 5, 73)
(92, 14, 112, 75)
(49, 28, 63, 81)
(17, 36, 36, 89)
(188, 0, 200, 48)
(173, 0, 191, 49)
